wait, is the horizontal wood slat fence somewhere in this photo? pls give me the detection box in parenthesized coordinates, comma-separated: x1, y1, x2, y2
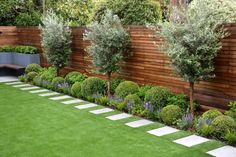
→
(0, 24, 236, 111)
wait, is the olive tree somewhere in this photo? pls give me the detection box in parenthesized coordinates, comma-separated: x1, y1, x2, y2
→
(153, 0, 229, 117)
(40, 11, 72, 75)
(84, 10, 130, 96)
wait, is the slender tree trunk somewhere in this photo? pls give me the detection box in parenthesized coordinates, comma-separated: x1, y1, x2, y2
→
(189, 82, 194, 117)
(56, 67, 60, 76)
(107, 72, 112, 97)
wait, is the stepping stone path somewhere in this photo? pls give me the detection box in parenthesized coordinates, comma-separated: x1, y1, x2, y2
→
(173, 135, 210, 147)
(20, 86, 40, 90)
(106, 113, 132, 121)
(90, 108, 114, 114)
(39, 92, 60, 97)
(30, 89, 49, 93)
(13, 84, 31, 88)
(207, 146, 236, 157)
(147, 126, 179, 137)
(75, 103, 98, 109)
(62, 99, 84, 104)
(49, 95, 71, 100)
(126, 119, 154, 128)
(5, 81, 22, 85)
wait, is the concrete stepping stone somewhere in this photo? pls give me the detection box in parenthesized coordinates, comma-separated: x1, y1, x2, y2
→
(39, 92, 60, 97)
(75, 103, 98, 109)
(13, 84, 31, 88)
(5, 81, 22, 85)
(125, 119, 154, 128)
(173, 135, 210, 147)
(30, 89, 49, 93)
(147, 126, 179, 137)
(106, 113, 132, 121)
(49, 95, 72, 100)
(20, 86, 40, 90)
(62, 99, 84, 104)
(207, 146, 236, 157)
(90, 108, 114, 114)
(0, 77, 18, 83)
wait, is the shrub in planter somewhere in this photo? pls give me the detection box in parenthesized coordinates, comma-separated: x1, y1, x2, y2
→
(160, 105, 182, 125)
(81, 77, 106, 98)
(167, 94, 189, 112)
(71, 82, 82, 98)
(224, 132, 236, 145)
(111, 78, 125, 93)
(33, 76, 42, 86)
(109, 96, 124, 108)
(65, 71, 87, 85)
(25, 64, 42, 74)
(96, 96, 110, 106)
(176, 113, 194, 130)
(115, 81, 139, 98)
(18, 75, 26, 82)
(212, 115, 236, 139)
(123, 94, 145, 114)
(26, 72, 38, 82)
(137, 85, 152, 100)
(225, 101, 236, 120)
(202, 109, 222, 121)
(144, 86, 173, 109)
(51, 77, 65, 92)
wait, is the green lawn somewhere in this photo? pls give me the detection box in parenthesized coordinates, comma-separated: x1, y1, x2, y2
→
(0, 83, 224, 157)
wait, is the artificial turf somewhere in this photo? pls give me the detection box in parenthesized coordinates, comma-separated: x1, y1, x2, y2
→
(0, 83, 224, 157)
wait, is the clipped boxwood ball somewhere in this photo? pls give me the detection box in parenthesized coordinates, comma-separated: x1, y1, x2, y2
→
(161, 105, 182, 125)
(212, 115, 236, 138)
(65, 71, 87, 85)
(124, 94, 142, 105)
(115, 81, 139, 98)
(25, 63, 42, 74)
(51, 77, 65, 91)
(202, 109, 222, 121)
(26, 71, 38, 82)
(81, 77, 106, 98)
(144, 86, 173, 108)
(71, 82, 82, 98)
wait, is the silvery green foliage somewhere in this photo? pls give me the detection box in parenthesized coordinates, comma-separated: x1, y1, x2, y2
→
(155, 0, 227, 83)
(39, 11, 72, 70)
(190, 0, 236, 23)
(83, 10, 130, 74)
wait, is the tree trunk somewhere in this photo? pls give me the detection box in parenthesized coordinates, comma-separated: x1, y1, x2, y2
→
(189, 82, 194, 117)
(56, 67, 60, 76)
(107, 72, 112, 97)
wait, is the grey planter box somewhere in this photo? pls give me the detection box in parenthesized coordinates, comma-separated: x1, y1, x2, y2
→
(0, 53, 13, 64)
(12, 53, 40, 67)
(0, 52, 40, 67)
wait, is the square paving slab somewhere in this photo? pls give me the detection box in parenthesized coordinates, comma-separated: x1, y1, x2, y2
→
(20, 86, 40, 90)
(89, 108, 114, 114)
(30, 89, 49, 93)
(106, 113, 132, 121)
(207, 146, 236, 157)
(5, 81, 22, 85)
(39, 92, 60, 97)
(62, 99, 84, 104)
(0, 76, 18, 83)
(49, 95, 72, 100)
(125, 119, 154, 128)
(75, 103, 98, 109)
(147, 126, 179, 137)
(173, 135, 210, 147)
(13, 84, 31, 88)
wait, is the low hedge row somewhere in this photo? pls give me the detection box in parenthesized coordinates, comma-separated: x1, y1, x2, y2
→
(0, 45, 38, 54)
(19, 64, 236, 146)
